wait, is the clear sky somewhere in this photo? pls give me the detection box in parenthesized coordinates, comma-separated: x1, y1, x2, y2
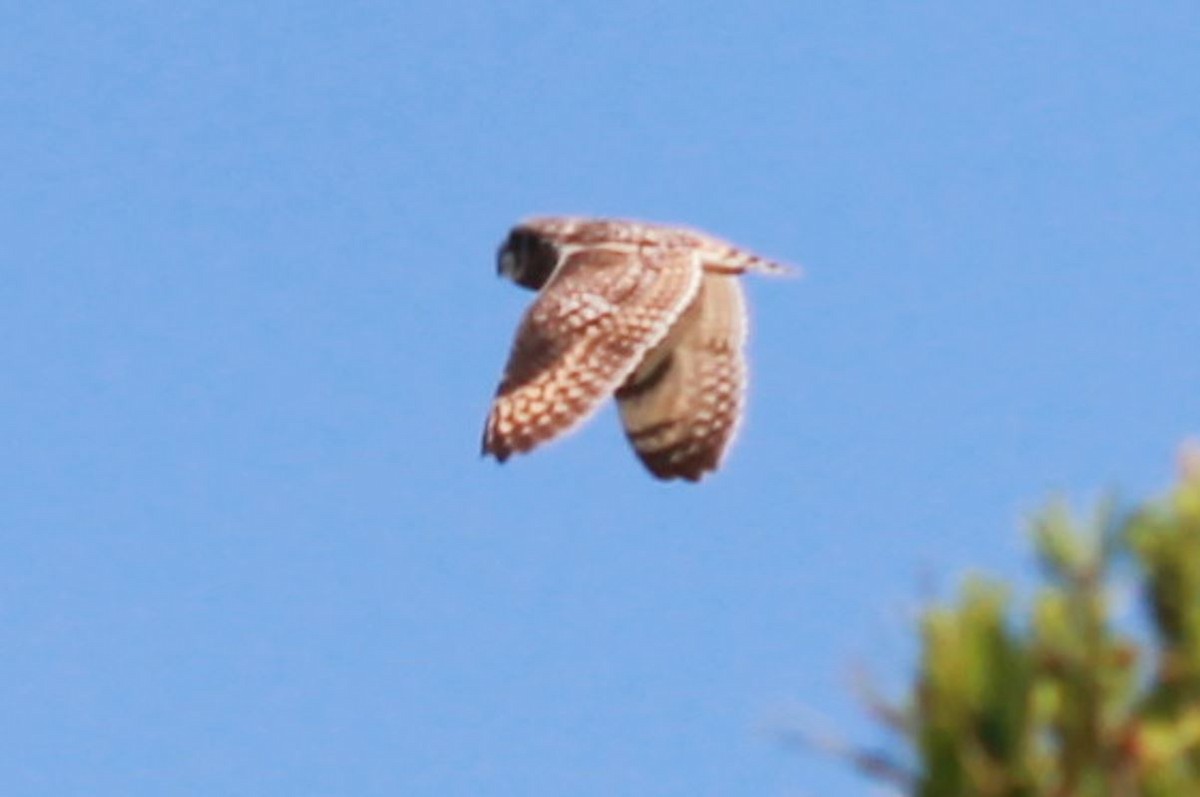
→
(3, 3, 1198, 795)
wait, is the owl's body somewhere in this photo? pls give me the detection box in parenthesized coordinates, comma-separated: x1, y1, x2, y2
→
(482, 217, 787, 482)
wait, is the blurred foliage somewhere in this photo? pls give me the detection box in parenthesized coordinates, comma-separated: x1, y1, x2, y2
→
(863, 447, 1200, 796)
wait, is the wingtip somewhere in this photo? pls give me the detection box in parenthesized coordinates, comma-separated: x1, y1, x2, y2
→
(636, 446, 720, 483)
(481, 437, 512, 463)
(481, 446, 511, 464)
(480, 423, 510, 462)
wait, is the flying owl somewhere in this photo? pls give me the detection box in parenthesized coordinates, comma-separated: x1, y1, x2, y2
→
(481, 217, 789, 481)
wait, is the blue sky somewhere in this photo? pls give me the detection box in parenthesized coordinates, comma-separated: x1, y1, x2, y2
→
(3, 3, 1198, 795)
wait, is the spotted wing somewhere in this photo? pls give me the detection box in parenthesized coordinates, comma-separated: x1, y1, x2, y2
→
(615, 272, 747, 481)
(483, 246, 702, 462)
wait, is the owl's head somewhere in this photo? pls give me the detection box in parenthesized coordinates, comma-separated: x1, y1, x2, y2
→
(497, 227, 560, 291)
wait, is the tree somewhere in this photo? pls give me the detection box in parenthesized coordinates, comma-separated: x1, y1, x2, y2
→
(851, 445, 1200, 796)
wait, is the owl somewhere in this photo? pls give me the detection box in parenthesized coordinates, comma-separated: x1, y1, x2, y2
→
(481, 217, 789, 481)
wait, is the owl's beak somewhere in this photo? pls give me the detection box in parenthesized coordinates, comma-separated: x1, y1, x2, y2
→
(497, 249, 516, 280)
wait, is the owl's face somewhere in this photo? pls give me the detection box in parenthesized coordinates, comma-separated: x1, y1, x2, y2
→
(497, 228, 559, 291)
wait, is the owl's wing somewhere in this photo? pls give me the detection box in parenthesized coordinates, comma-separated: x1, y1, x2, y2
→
(614, 272, 747, 481)
(482, 246, 702, 462)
